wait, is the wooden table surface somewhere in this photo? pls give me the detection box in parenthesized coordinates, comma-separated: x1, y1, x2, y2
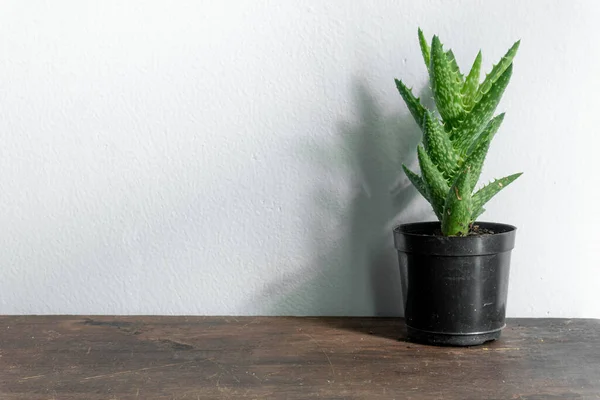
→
(0, 317, 599, 399)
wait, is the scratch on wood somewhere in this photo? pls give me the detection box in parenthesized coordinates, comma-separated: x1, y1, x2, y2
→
(247, 371, 262, 382)
(205, 357, 240, 383)
(81, 318, 142, 335)
(264, 372, 276, 378)
(305, 333, 335, 377)
(481, 347, 521, 351)
(82, 361, 194, 381)
(239, 318, 260, 330)
(207, 372, 220, 380)
(19, 374, 46, 381)
(157, 338, 194, 350)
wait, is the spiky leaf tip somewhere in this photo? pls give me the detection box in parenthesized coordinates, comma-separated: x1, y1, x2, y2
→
(394, 78, 426, 130)
(472, 207, 486, 221)
(418, 28, 430, 69)
(459, 113, 505, 191)
(452, 64, 513, 155)
(402, 164, 441, 219)
(445, 50, 464, 81)
(471, 172, 522, 218)
(466, 112, 505, 155)
(430, 36, 465, 128)
(475, 40, 520, 103)
(462, 50, 482, 109)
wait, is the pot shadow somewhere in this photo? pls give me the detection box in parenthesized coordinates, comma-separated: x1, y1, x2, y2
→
(252, 80, 434, 340)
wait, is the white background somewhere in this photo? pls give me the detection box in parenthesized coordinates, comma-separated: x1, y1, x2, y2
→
(1, 1, 599, 317)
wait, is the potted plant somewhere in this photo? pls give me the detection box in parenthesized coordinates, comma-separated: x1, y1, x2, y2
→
(393, 29, 522, 346)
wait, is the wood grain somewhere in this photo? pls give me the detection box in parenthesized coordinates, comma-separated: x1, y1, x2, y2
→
(0, 317, 599, 399)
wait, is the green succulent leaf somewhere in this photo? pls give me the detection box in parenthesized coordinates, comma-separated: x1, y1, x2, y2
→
(471, 172, 522, 218)
(472, 207, 486, 221)
(418, 28, 430, 69)
(394, 78, 426, 130)
(459, 113, 505, 190)
(466, 112, 505, 155)
(474, 40, 520, 104)
(452, 64, 513, 156)
(417, 145, 450, 218)
(429, 36, 464, 128)
(422, 111, 460, 180)
(445, 50, 464, 82)
(461, 51, 482, 109)
(402, 164, 439, 218)
(442, 168, 472, 236)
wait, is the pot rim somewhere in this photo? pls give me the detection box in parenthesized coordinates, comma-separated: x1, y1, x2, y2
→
(394, 221, 517, 238)
(393, 221, 517, 255)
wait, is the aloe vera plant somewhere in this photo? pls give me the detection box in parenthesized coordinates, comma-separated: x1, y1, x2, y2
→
(396, 29, 522, 236)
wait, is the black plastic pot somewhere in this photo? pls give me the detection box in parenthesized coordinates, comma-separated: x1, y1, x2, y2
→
(394, 221, 517, 347)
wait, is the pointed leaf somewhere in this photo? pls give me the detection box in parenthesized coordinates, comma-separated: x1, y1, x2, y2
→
(417, 145, 449, 219)
(471, 172, 522, 218)
(466, 112, 505, 155)
(395, 78, 426, 130)
(429, 36, 464, 128)
(472, 206, 486, 221)
(452, 64, 513, 155)
(446, 50, 464, 81)
(461, 51, 482, 109)
(475, 40, 520, 104)
(402, 164, 440, 219)
(442, 168, 472, 236)
(422, 111, 460, 180)
(461, 139, 491, 193)
(402, 165, 430, 201)
(459, 113, 505, 190)
(418, 28, 430, 69)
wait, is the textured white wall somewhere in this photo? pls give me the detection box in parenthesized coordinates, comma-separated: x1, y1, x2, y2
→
(1, 1, 599, 317)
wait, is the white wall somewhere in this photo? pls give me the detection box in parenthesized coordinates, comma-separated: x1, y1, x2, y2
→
(1, 0, 599, 317)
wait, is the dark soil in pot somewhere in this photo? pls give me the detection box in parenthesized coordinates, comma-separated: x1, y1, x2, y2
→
(394, 221, 517, 347)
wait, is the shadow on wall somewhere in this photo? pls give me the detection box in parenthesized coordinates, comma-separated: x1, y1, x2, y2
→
(254, 80, 431, 318)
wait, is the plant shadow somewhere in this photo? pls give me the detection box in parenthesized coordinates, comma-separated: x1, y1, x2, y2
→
(253, 79, 432, 341)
